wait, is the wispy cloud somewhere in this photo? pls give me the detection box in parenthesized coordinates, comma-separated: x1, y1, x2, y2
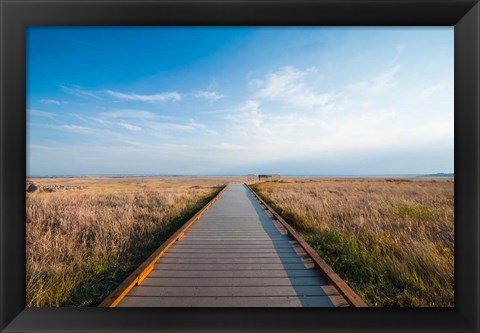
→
(421, 82, 447, 97)
(211, 143, 249, 150)
(100, 109, 162, 120)
(348, 65, 401, 95)
(117, 122, 142, 132)
(147, 122, 199, 132)
(40, 99, 67, 105)
(62, 125, 92, 131)
(195, 90, 224, 101)
(28, 109, 56, 118)
(254, 66, 333, 108)
(390, 43, 406, 65)
(28, 144, 69, 152)
(224, 100, 272, 141)
(370, 65, 400, 93)
(105, 90, 181, 103)
(60, 84, 101, 100)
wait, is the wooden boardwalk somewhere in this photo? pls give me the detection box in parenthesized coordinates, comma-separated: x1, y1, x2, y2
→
(115, 184, 350, 307)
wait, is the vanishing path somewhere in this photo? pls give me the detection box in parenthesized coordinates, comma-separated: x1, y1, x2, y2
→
(117, 184, 349, 307)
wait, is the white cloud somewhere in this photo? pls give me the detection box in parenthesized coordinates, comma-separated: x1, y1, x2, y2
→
(195, 90, 224, 101)
(62, 125, 92, 131)
(105, 90, 181, 103)
(224, 100, 273, 142)
(100, 110, 161, 120)
(421, 82, 447, 97)
(348, 65, 400, 94)
(28, 109, 56, 118)
(390, 44, 406, 65)
(212, 59, 452, 166)
(147, 121, 199, 132)
(255, 66, 333, 108)
(211, 143, 249, 151)
(60, 84, 101, 100)
(28, 144, 68, 152)
(371, 65, 400, 93)
(40, 99, 67, 105)
(117, 122, 142, 132)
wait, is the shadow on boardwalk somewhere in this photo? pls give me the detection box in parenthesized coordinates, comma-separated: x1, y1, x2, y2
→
(242, 184, 336, 307)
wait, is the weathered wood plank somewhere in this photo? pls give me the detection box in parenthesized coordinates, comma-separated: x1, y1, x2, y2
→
(177, 240, 295, 245)
(163, 252, 301, 257)
(149, 269, 321, 278)
(170, 244, 301, 249)
(156, 257, 308, 264)
(128, 285, 340, 297)
(181, 236, 290, 239)
(185, 232, 282, 235)
(167, 248, 299, 253)
(153, 262, 315, 270)
(117, 295, 341, 307)
(140, 276, 328, 287)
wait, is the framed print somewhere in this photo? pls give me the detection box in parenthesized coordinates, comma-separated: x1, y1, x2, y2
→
(1, 0, 479, 332)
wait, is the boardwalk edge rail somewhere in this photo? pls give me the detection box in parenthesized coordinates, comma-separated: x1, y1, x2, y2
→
(98, 185, 228, 307)
(245, 183, 368, 307)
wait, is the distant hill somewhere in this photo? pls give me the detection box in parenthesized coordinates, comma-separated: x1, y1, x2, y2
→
(421, 173, 454, 177)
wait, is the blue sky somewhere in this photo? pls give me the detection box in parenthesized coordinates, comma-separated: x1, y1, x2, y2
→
(27, 27, 453, 176)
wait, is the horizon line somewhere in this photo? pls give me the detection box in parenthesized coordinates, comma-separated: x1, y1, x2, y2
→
(26, 172, 454, 178)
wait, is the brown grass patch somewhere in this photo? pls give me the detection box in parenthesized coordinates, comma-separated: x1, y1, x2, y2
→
(26, 177, 230, 307)
(251, 178, 454, 307)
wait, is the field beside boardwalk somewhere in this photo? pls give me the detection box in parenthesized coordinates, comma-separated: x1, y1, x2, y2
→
(26, 177, 235, 307)
(250, 178, 454, 307)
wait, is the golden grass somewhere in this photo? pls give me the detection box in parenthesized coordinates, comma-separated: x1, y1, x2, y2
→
(251, 178, 454, 307)
(26, 177, 233, 307)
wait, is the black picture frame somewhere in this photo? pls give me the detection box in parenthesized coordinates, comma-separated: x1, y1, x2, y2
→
(1, 0, 479, 332)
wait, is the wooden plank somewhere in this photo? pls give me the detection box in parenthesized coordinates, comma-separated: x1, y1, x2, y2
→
(169, 248, 299, 253)
(185, 231, 282, 235)
(177, 240, 295, 245)
(153, 263, 315, 270)
(189, 224, 281, 227)
(162, 252, 300, 257)
(179, 238, 290, 241)
(185, 234, 285, 237)
(189, 233, 288, 235)
(329, 296, 351, 307)
(189, 226, 283, 229)
(170, 244, 300, 249)
(156, 257, 308, 264)
(191, 225, 283, 228)
(117, 295, 342, 307)
(192, 223, 278, 226)
(192, 230, 286, 232)
(182, 233, 287, 236)
(140, 276, 327, 287)
(149, 269, 320, 278)
(167, 248, 299, 253)
(127, 285, 339, 297)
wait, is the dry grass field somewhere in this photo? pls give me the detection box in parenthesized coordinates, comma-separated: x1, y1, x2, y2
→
(250, 178, 454, 307)
(26, 177, 239, 307)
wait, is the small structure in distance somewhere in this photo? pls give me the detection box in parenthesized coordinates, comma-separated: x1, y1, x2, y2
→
(247, 174, 281, 182)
